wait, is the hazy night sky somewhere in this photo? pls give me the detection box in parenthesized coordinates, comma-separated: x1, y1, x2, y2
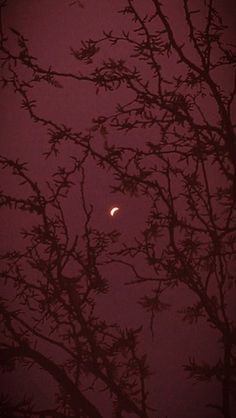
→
(1, 1, 236, 418)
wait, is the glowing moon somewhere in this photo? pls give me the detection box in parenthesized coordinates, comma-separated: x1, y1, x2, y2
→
(110, 207, 119, 217)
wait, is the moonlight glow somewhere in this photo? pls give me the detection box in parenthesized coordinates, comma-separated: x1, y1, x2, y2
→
(110, 207, 119, 217)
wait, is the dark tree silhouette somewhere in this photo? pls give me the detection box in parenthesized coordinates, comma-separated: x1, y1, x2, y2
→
(0, 156, 152, 418)
(0, 1, 236, 418)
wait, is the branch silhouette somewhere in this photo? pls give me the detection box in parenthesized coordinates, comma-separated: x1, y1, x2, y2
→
(0, 1, 236, 417)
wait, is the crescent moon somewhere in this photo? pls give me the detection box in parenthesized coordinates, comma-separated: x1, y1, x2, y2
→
(110, 207, 119, 217)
